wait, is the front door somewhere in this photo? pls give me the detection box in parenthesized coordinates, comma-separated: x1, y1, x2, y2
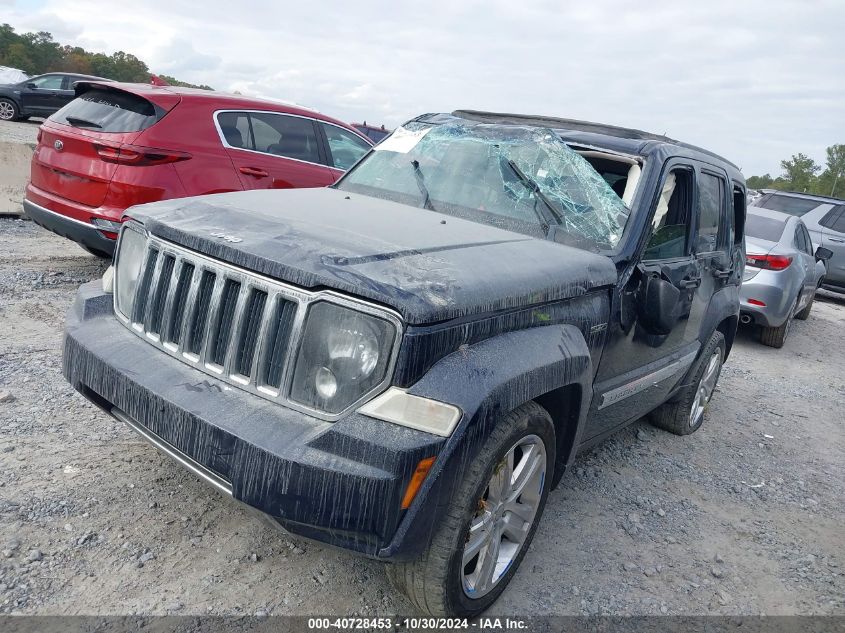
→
(819, 205, 845, 290)
(216, 110, 336, 190)
(587, 160, 728, 439)
(20, 74, 66, 114)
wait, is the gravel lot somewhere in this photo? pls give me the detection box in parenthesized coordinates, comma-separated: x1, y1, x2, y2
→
(0, 139, 843, 617)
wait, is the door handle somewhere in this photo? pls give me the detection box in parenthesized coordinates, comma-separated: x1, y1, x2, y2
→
(239, 166, 269, 178)
(829, 237, 845, 243)
(679, 276, 701, 289)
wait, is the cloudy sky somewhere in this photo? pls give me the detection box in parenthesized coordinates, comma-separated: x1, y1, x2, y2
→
(4, 0, 843, 175)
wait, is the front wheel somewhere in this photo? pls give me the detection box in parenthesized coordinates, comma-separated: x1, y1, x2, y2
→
(650, 330, 725, 435)
(0, 99, 20, 121)
(386, 401, 555, 617)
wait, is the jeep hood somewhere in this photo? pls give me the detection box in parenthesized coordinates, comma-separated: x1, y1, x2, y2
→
(128, 188, 618, 325)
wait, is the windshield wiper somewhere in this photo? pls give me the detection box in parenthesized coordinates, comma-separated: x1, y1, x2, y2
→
(504, 159, 566, 233)
(410, 160, 436, 211)
(65, 116, 102, 129)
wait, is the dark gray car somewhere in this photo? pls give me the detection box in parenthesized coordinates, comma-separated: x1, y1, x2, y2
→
(740, 208, 829, 347)
(751, 190, 845, 293)
(0, 72, 110, 121)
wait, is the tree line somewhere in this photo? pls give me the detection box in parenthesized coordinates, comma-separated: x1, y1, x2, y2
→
(746, 144, 844, 198)
(0, 24, 212, 90)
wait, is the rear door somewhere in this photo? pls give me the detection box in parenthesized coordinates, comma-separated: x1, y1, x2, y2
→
(216, 111, 335, 190)
(819, 205, 845, 288)
(55, 75, 81, 110)
(793, 222, 817, 306)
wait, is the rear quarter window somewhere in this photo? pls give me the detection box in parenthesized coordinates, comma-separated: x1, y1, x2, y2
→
(746, 214, 786, 241)
(51, 89, 162, 133)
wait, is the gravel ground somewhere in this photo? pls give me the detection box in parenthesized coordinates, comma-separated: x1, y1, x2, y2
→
(1, 218, 843, 616)
(0, 119, 41, 145)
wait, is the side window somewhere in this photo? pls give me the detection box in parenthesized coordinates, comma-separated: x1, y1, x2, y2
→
(731, 185, 745, 245)
(216, 111, 253, 150)
(820, 205, 845, 234)
(794, 226, 808, 253)
(30, 75, 64, 90)
(801, 225, 814, 253)
(248, 113, 320, 163)
(321, 123, 371, 170)
(643, 168, 693, 260)
(697, 173, 725, 253)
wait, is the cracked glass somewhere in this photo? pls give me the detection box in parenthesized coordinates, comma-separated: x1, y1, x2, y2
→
(336, 120, 630, 251)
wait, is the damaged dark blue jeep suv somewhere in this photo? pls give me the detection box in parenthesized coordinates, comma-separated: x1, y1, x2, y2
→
(63, 110, 746, 616)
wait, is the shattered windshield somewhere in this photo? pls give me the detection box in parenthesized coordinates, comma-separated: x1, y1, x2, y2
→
(336, 121, 630, 251)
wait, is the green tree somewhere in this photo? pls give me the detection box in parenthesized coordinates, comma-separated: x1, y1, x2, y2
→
(817, 144, 845, 198)
(0, 24, 212, 89)
(746, 174, 774, 190)
(158, 74, 213, 90)
(779, 153, 820, 193)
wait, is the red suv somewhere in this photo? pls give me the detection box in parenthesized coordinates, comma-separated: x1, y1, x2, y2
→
(24, 82, 373, 257)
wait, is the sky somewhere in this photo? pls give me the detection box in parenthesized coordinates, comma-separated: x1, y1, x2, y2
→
(3, 0, 843, 176)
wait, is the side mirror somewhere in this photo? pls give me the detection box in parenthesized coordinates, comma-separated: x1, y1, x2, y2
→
(815, 246, 833, 262)
(637, 273, 680, 335)
(26, 82, 37, 89)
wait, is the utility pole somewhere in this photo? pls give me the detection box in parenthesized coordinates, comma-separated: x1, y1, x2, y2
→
(831, 169, 840, 198)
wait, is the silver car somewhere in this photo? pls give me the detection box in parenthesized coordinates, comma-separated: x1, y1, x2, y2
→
(740, 208, 829, 348)
(751, 190, 845, 293)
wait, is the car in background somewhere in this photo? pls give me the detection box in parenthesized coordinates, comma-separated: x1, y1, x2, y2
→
(352, 121, 391, 143)
(0, 72, 110, 121)
(740, 207, 831, 347)
(24, 82, 374, 257)
(751, 189, 845, 293)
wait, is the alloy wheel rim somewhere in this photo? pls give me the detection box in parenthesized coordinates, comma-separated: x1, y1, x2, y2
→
(461, 434, 546, 599)
(689, 350, 722, 427)
(0, 102, 13, 120)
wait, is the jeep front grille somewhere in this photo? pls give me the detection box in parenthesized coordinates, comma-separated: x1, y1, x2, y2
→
(114, 234, 402, 419)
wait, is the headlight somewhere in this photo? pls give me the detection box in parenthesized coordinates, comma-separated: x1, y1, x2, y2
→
(114, 224, 147, 319)
(290, 302, 396, 414)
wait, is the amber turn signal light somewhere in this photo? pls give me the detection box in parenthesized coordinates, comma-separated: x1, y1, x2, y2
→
(401, 456, 436, 509)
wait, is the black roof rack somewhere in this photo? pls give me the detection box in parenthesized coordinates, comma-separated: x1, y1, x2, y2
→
(450, 109, 739, 170)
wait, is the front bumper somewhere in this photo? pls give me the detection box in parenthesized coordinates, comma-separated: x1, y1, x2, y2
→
(63, 281, 446, 559)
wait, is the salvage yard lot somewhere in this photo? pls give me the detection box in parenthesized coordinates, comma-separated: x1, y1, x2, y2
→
(0, 218, 843, 617)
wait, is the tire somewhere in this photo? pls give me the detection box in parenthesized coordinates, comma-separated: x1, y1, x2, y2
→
(386, 401, 555, 617)
(0, 98, 20, 121)
(760, 298, 797, 348)
(650, 330, 725, 436)
(795, 293, 814, 321)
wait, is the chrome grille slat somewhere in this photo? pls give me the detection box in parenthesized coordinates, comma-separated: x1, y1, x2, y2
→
(177, 263, 202, 356)
(114, 233, 403, 421)
(159, 256, 184, 348)
(143, 251, 165, 337)
(187, 269, 217, 358)
(260, 297, 298, 390)
(148, 254, 176, 336)
(232, 287, 267, 379)
(132, 248, 158, 324)
(165, 260, 194, 347)
(198, 273, 226, 369)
